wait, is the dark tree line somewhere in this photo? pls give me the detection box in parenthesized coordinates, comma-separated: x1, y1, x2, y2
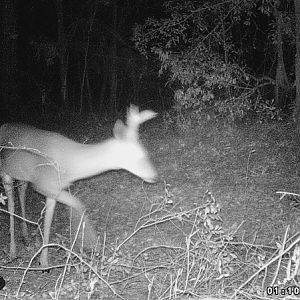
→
(1, 0, 300, 126)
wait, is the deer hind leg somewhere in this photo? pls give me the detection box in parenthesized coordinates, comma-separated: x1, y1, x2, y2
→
(17, 181, 29, 243)
(2, 174, 16, 259)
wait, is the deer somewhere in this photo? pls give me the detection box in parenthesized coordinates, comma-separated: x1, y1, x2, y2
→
(0, 105, 158, 268)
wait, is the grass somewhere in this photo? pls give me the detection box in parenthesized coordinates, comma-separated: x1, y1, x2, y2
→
(1, 119, 300, 299)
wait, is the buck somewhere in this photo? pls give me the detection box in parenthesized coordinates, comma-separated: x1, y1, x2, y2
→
(0, 105, 158, 268)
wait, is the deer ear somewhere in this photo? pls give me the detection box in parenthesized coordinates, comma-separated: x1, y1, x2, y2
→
(113, 120, 126, 140)
(139, 110, 157, 123)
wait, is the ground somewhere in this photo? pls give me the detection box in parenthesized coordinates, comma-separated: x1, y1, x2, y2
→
(0, 119, 300, 299)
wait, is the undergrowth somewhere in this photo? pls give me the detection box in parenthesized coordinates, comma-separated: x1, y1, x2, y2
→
(1, 185, 300, 299)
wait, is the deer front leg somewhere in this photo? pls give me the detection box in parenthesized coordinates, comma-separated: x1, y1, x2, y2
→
(39, 197, 56, 268)
(39, 191, 98, 268)
(57, 191, 98, 250)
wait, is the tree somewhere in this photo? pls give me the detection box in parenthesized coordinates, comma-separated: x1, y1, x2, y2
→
(56, 0, 69, 111)
(134, 0, 258, 125)
(134, 0, 296, 125)
(293, 0, 300, 125)
(274, 5, 291, 108)
(0, 0, 18, 121)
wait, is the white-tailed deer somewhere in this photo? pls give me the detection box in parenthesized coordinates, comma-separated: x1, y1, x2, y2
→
(0, 105, 157, 268)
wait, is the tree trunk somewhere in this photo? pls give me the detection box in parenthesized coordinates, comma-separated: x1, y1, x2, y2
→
(99, 65, 108, 113)
(274, 6, 290, 108)
(293, 0, 300, 125)
(56, 0, 69, 111)
(0, 0, 17, 121)
(79, 1, 98, 114)
(109, 0, 118, 115)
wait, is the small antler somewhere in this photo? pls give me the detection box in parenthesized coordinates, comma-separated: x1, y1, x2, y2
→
(126, 104, 157, 140)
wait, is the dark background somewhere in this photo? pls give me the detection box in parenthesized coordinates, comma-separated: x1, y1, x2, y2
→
(0, 0, 293, 125)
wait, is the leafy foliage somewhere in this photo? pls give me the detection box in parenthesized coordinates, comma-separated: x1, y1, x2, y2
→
(134, 0, 282, 127)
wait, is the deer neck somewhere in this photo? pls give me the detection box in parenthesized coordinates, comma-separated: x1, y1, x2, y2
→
(66, 138, 121, 183)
